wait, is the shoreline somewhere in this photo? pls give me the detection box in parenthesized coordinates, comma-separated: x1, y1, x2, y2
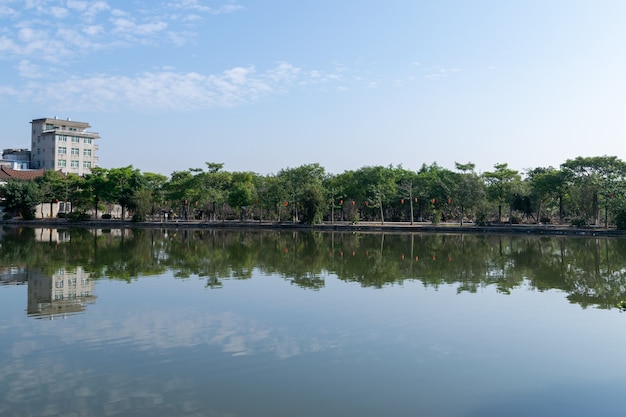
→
(2, 218, 626, 237)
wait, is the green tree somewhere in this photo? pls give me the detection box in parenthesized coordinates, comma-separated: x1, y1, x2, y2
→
(108, 166, 145, 220)
(483, 163, 522, 222)
(82, 167, 112, 219)
(454, 162, 485, 225)
(0, 180, 42, 219)
(35, 170, 67, 218)
(277, 163, 327, 223)
(228, 172, 257, 220)
(561, 156, 626, 226)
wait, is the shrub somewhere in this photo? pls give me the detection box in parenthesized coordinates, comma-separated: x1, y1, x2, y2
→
(132, 213, 145, 222)
(615, 210, 626, 230)
(571, 218, 587, 228)
(101, 213, 112, 219)
(68, 211, 90, 222)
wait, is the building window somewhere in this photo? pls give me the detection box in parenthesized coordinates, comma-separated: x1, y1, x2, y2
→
(71, 148, 79, 156)
(58, 147, 67, 154)
(58, 160, 66, 167)
(55, 280, 64, 288)
(58, 135, 67, 142)
(83, 161, 92, 168)
(55, 292, 64, 301)
(83, 149, 91, 156)
(72, 136, 80, 143)
(84, 138, 92, 144)
(71, 160, 79, 168)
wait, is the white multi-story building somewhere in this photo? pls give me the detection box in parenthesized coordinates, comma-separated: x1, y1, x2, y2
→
(30, 117, 100, 176)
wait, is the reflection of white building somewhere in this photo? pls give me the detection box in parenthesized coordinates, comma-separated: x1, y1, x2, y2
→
(28, 267, 96, 318)
(0, 266, 28, 285)
(33, 228, 72, 243)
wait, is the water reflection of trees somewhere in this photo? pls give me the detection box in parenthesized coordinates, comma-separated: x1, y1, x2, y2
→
(2, 226, 626, 309)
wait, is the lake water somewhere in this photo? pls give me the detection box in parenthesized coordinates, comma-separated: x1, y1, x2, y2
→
(1, 227, 626, 417)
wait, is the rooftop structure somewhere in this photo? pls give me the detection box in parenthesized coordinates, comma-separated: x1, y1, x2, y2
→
(1, 148, 31, 170)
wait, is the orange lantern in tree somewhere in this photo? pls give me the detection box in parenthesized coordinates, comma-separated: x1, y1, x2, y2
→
(400, 199, 404, 204)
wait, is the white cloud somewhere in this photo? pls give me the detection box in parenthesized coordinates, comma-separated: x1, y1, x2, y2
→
(0, 0, 242, 63)
(5, 62, 355, 111)
(424, 66, 460, 80)
(0, 5, 19, 18)
(82, 24, 104, 36)
(49, 6, 68, 18)
(17, 59, 44, 78)
(167, 0, 244, 15)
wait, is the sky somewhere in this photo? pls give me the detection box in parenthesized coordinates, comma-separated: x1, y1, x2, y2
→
(1, 0, 626, 177)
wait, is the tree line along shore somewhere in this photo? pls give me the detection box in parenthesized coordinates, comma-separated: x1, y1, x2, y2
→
(2, 156, 626, 230)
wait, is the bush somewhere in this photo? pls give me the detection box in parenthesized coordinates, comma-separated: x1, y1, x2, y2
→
(57, 212, 67, 218)
(101, 213, 112, 219)
(571, 218, 587, 228)
(540, 216, 551, 224)
(132, 213, 145, 222)
(615, 210, 626, 230)
(68, 211, 90, 222)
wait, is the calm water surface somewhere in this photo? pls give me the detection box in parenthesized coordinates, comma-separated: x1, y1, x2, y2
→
(1, 227, 626, 417)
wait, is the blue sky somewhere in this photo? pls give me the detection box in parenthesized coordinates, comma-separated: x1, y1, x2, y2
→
(1, 0, 626, 176)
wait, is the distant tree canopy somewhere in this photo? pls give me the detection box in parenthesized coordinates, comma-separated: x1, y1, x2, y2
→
(4, 156, 626, 228)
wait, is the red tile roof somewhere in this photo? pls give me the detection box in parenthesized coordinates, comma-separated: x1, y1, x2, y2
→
(0, 166, 46, 181)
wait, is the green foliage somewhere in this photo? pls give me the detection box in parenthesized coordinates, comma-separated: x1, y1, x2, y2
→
(132, 213, 145, 222)
(614, 210, 626, 230)
(6, 155, 626, 228)
(299, 183, 326, 224)
(102, 213, 112, 219)
(68, 210, 90, 221)
(0, 180, 42, 219)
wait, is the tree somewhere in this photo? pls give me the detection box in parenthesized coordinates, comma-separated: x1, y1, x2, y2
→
(142, 172, 168, 218)
(561, 156, 626, 226)
(350, 166, 398, 224)
(82, 167, 112, 219)
(416, 163, 457, 223)
(0, 180, 42, 219)
(35, 170, 67, 218)
(483, 163, 522, 222)
(526, 167, 569, 224)
(454, 162, 485, 225)
(228, 172, 257, 220)
(108, 166, 145, 220)
(277, 163, 326, 223)
(396, 168, 420, 224)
